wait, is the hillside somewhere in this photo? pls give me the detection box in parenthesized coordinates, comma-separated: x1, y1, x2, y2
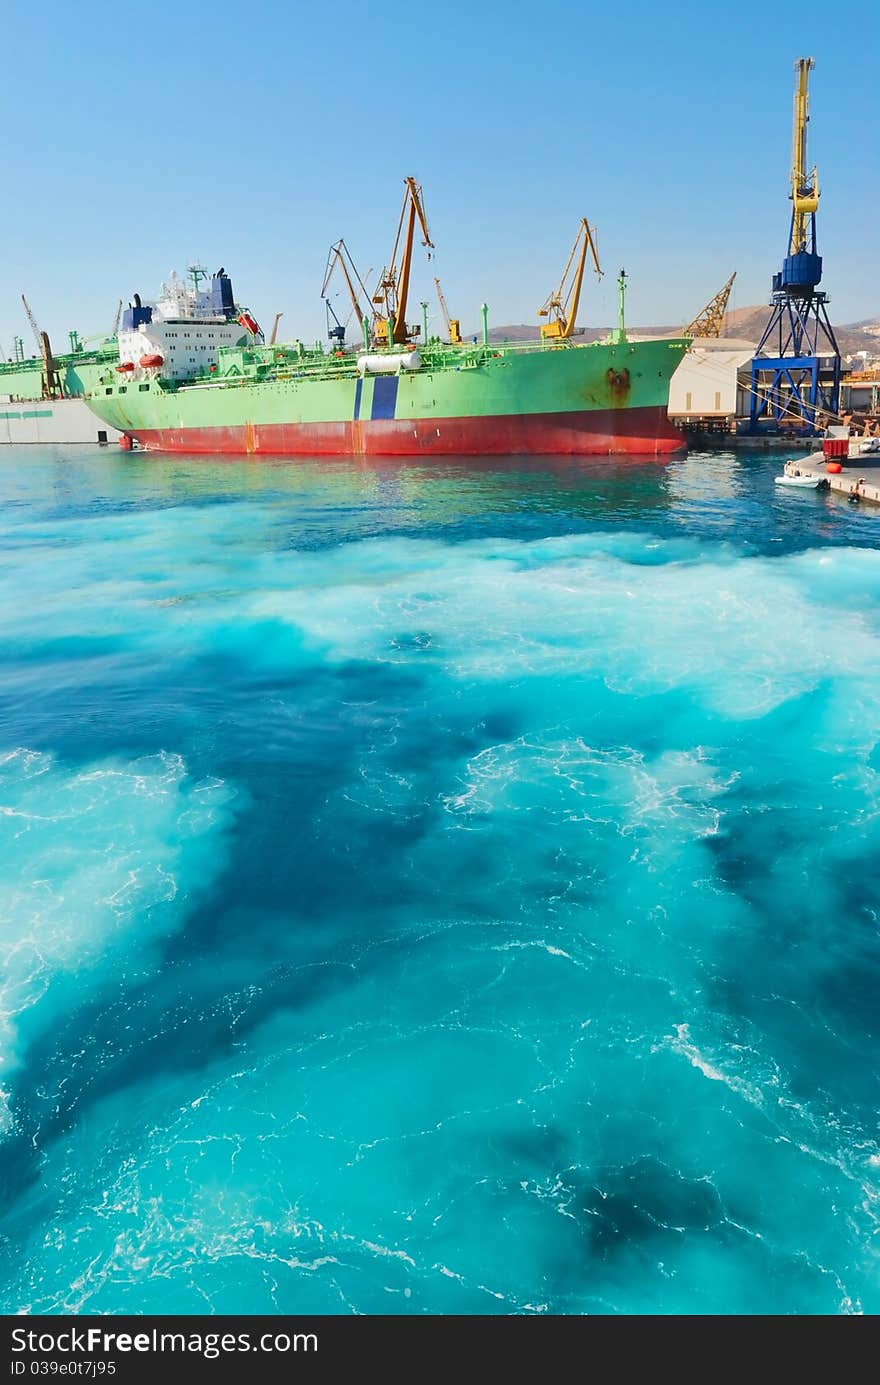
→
(481, 309, 880, 359)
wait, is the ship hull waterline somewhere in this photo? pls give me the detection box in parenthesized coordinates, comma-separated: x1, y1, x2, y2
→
(117, 406, 684, 458)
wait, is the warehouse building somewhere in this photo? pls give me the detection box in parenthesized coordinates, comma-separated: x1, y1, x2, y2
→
(667, 338, 757, 434)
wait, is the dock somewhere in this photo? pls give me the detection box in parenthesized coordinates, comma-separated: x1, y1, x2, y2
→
(783, 440, 880, 506)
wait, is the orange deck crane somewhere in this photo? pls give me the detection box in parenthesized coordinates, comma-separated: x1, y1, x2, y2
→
(434, 277, 462, 344)
(538, 219, 602, 341)
(372, 177, 434, 346)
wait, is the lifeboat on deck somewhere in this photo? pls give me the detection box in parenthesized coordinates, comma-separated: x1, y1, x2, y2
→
(139, 353, 164, 369)
(115, 361, 135, 373)
(237, 311, 261, 337)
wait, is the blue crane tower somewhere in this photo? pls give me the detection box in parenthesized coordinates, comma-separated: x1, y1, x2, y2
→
(749, 58, 840, 435)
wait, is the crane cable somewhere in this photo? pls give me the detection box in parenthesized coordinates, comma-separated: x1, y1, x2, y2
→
(671, 344, 870, 430)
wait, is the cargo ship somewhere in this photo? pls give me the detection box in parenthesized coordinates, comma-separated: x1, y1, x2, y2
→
(1, 335, 121, 445)
(84, 183, 689, 458)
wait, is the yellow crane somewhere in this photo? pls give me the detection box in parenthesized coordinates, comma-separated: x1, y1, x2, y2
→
(373, 177, 434, 346)
(790, 57, 819, 256)
(538, 219, 602, 341)
(21, 294, 62, 399)
(434, 276, 461, 344)
(683, 272, 736, 338)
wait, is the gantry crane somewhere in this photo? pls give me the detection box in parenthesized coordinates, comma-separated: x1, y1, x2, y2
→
(749, 58, 840, 433)
(434, 277, 461, 344)
(683, 272, 736, 338)
(538, 218, 602, 341)
(321, 238, 374, 348)
(21, 294, 62, 399)
(372, 177, 434, 346)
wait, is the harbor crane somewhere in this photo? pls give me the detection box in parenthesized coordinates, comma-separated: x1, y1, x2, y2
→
(321, 239, 374, 348)
(683, 272, 736, 338)
(748, 58, 840, 434)
(538, 218, 602, 341)
(67, 301, 124, 354)
(434, 277, 461, 344)
(21, 293, 62, 399)
(21, 294, 42, 353)
(372, 177, 434, 346)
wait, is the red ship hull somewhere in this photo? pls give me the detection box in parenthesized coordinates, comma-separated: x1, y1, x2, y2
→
(127, 405, 684, 458)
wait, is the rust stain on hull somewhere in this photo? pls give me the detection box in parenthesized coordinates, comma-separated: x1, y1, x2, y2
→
(605, 367, 631, 406)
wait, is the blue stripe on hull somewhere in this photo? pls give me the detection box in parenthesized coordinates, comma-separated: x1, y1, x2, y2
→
(371, 377, 398, 420)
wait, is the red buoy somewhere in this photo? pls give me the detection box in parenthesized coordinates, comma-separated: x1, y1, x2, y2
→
(118, 434, 133, 451)
(826, 462, 843, 474)
(139, 353, 164, 369)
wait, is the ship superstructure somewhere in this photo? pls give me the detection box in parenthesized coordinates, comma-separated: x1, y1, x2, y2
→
(115, 267, 252, 384)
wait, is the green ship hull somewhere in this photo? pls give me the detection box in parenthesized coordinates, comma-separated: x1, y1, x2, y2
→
(86, 336, 689, 457)
(0, 347, 118, 403)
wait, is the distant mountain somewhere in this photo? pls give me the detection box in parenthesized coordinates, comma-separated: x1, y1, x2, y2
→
(724, 310, 880, 359)
(479, 309, 880, 360)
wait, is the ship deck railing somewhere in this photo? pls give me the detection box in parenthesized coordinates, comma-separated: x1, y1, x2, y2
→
(155, 336, 632, 393)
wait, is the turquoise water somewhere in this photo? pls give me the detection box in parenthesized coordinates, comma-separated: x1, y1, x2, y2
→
(1, 443, 880, 1316)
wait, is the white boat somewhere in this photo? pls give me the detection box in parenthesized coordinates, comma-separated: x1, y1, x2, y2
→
(775, 472, 828, 488)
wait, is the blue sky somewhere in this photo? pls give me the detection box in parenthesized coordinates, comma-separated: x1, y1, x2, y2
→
(1, 0, 877, 350)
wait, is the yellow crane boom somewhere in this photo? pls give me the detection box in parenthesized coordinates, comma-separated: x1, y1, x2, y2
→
(683, 271, 736, 338)
(790, 57, 819, 256)
(373, 177, 434, 346)
(433, 276, 461, 344)
(538, 219, 602, 341)
(21, 294, 62, 398)
(38, 331, 62, 400)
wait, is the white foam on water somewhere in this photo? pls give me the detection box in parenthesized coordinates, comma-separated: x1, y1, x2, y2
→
(440, 739, 728, 868)
(7, 506, 880, 738)
(218, 534, 880, 729)
(4, 499, 880, 1312)
(663, 1022, 772, 1109)
(0, 747, 236, 1123)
